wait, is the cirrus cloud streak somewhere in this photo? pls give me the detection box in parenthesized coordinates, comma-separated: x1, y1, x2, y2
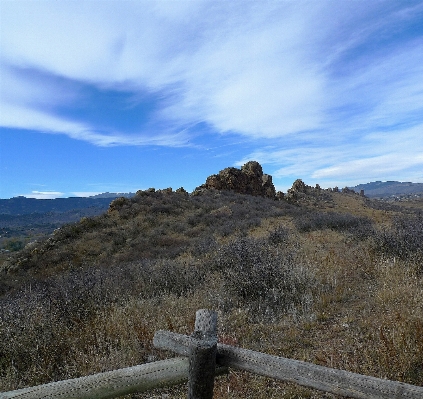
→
(1, 0, 423, 189)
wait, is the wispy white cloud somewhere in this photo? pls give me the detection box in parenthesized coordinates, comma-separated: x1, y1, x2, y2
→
(0, 63, 191, 148)
(71, 192, 105, 197)
(313, 153, 423, 181)
(71, 191, 136, 197)
(238, 122, 423, 189)
(0, 69, 191, 147)
(0, 1, 328, 141)
(1, 0, 423, 185)
(159, 2, 328, 138)
(21, 191, 64, 199)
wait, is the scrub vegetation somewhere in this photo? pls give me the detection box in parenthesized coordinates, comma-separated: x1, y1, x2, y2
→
(1, 187, 422, 398)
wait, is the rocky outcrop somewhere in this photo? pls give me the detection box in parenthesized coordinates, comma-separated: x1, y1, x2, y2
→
(286, 179, 337, 207)
(196, 161, 276, 198)
(286, 179, 309, 203)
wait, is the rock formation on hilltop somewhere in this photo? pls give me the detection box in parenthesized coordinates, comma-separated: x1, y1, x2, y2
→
(196, 161, 277, 198)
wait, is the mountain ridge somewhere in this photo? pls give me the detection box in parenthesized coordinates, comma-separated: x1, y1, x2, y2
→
(0, 193, 135, 216)
(351, 181, 423, 198)
(2, 180, 423, 218)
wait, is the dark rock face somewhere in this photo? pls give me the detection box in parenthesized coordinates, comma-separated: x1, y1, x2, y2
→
(198, 161, 276, 198)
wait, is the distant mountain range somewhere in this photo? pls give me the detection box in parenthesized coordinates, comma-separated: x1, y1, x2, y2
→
(0, 193, 135, 241)
(351, 181, 423, 198)
(2, 182, 423, 216)
(0, 193, 134, 216)
(1, 179, 422, 255)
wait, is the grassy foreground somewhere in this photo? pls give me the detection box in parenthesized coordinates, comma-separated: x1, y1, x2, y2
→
(1, 187, 422, 398)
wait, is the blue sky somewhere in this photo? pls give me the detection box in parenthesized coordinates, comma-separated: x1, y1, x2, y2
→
(1, 1, 423, 199)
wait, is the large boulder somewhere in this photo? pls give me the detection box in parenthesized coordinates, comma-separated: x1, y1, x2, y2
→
(197, 161, 276, 198)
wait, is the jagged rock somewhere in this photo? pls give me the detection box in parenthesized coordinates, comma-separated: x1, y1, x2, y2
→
(108, 196, 130, 213)
(286, 179, 336, 206)
(286, 179, 311, 203)
(276, 191, 285, 200)
(176, 187, 188, 195)
(197, 161, 276, 198)
(261, 173, 276, 198)
(291, 179, 307, 193)
(342, 187, 356, 194)
(158, 187, 173, 194)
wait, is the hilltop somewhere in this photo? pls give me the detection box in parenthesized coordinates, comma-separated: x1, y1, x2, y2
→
(0, 161, 368, 282)
(1, 162, 422, 398)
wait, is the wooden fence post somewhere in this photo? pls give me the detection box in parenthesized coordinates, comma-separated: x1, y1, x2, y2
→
(154, 330, 423, 399)
(1, 358, 190, 399)
(187, 309, 218, 399)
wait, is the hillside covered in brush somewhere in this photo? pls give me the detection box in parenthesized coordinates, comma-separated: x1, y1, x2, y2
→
(1, 162, 423, 398)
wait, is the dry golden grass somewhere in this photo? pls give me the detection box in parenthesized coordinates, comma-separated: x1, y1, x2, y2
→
(1, 189, 422, 398)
